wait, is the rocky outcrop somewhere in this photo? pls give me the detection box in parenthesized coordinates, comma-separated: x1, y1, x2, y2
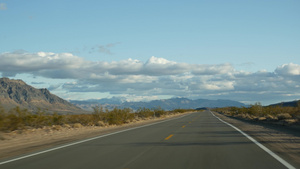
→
(0, 77, 84, 114)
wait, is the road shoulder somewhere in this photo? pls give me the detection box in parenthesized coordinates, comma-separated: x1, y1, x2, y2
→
(212, 111, 300, 168)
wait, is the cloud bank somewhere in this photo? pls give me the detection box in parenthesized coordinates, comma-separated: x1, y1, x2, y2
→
(0, 51, 299, 104)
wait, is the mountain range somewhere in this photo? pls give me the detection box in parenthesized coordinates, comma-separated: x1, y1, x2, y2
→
(70, 97, 246, 111)
(4, 77, 297, 114)
(0, 77, 84, 114)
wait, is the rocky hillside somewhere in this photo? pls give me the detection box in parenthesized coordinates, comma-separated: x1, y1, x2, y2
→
(0, 77, 84, 114)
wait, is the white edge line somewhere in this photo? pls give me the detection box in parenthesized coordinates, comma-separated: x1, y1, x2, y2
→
(0, 113, 191, 165)
(210, 111, 296, 169)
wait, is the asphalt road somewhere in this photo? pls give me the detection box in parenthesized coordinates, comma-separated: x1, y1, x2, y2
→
(0, 111, 295, 169)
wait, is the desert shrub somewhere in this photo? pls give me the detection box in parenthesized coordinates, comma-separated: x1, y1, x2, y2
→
(277, 113, 292, 120)
(51, 112, 65, 125)
(136, 107, 154, 119)
(92, 105, 106, 122)
(72, 123, 83, 128)
(96, 121, 107, 127)
(153, 107, 167, 117)
(27, 110, 52, 127)
(212, 102, 300, 123)
(65, 114, 93, 125)
(249, 102, 263, 116)
(4, 107, 30, 130)
(0, 104, 188, 132)
(105, 108, 134, 125)
(0, 106, 66, 131)
(172, 109, 193, 113)
(0, 103, 5, 130)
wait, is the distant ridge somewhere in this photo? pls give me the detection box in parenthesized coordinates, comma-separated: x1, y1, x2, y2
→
(71, 97, 246, 111)
(268, 100, 300, 107)
(0, 77, 84, 114)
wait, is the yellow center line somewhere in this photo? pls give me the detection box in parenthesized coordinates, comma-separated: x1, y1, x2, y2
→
(182, 125, 186, 128)
(165, 134, 174, 140)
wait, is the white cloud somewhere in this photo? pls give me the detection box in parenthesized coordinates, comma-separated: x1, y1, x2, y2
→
(191, 63, 234, 75)
(275, 63, 300, 76)
(1, 51, 299, 104)
(146, 56, 176, 65)
(0, 51, 88, 76)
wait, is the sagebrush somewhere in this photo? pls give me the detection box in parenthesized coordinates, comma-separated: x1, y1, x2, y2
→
(0, 104, 191, 132)
(213, 102, 300, 123)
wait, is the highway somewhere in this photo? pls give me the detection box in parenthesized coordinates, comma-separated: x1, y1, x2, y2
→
(0, 110, 295, 169)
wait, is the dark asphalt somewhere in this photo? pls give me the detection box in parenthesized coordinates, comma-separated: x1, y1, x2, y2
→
(0, 111, 293, 169)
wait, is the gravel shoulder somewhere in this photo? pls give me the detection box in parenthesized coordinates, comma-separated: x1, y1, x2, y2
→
(213, 111, 300, 168)
(0, 113, 190, 161)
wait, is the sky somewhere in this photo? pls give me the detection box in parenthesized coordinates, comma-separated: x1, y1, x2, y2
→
(0, 0, 299, 105)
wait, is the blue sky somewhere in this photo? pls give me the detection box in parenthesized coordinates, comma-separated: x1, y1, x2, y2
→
(0, 0, 300, 105)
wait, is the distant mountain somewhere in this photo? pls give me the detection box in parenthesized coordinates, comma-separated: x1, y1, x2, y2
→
(70, 97, 124, 105)
(0, 77, 84, 114)
(121, 98, 246, 110)
(70, 97, 125, 111)
(268, 100, 300, 107)
(71, 97, 246, 111)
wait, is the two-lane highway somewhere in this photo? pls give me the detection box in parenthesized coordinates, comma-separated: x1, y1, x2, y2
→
(0, 111, 295, 169)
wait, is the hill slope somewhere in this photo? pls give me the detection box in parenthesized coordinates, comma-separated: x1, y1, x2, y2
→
(268, 100, 300, 107)
(0, 77, 83, 114)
